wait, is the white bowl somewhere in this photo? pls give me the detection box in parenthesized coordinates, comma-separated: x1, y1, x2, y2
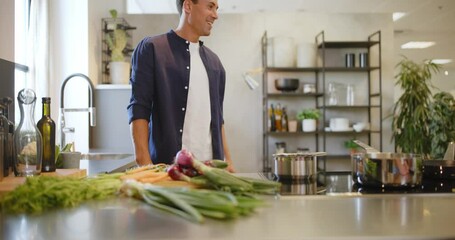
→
(353, 124, 365, 132)
(329, 118, 349, 131)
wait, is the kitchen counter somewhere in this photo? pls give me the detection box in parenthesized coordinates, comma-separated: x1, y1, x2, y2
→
(2, 173, 455, 239)
(3, 193, 455, 239)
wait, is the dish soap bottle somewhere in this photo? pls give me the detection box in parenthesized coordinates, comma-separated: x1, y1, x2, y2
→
(14, 89, 42, 176)
(37, 97, 56, 172)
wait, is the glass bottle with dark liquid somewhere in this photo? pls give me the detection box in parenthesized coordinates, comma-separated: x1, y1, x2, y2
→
(37, 97, 56, 172)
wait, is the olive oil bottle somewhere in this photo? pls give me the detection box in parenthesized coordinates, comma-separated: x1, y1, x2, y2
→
(37, 97, 56, 172)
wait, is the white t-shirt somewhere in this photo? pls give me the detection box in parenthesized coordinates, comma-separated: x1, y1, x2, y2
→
(182, 42, 213, 161)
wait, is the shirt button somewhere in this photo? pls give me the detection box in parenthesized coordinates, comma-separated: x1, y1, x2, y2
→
(186, 66, 190, 70)
(186, 49, 189, 52)
(184, 86, 188, 90)
(185, 41, 189, 44)
(182, 107, 185, 111)
(179, 129, 183, 133)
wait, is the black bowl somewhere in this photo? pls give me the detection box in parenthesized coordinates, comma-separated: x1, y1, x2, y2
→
(275, 78, 299, 92)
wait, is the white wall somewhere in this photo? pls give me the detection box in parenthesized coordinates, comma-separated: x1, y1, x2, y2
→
(86, 11, 393, 172)
(35, 0, 397, 172)
(433, 68, 455, 96)
(0, 0, 14, 61)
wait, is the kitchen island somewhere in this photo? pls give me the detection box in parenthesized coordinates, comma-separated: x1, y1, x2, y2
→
(3, 193, 455, 239)
(2, 173, 455, 239)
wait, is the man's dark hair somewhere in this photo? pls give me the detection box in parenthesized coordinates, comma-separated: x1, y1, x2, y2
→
(176, 0, 197, 16)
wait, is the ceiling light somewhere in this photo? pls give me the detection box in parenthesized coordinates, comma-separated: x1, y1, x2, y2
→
(444, 71, 449, 76)
(393, 12, 407, 22)
(431, 59, 453, 64)
(401, 41, 435, 49)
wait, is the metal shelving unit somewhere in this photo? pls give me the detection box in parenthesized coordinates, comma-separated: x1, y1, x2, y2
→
(316, 30, 383, 171)
(261, 30, 382, 175)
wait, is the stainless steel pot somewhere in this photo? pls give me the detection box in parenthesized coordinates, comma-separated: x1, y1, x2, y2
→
(273, 152, 326, 180)
(351, 152, 422, 188)
(280, 179, 318, 195)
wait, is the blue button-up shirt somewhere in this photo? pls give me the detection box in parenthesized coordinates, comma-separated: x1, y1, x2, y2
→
(127, 30, 226, 164)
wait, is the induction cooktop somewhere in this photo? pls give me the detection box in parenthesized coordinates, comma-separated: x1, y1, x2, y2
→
(271, 173, 455, 196)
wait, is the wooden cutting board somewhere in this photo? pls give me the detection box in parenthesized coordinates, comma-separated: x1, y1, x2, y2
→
(0, 169, 87, 195)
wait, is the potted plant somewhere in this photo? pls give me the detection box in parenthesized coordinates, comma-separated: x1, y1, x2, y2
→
(106, 9, 129, 84)
(296, 108, 320, 132)
(344, 139, 361, 154)
(391, 57, 441, 159)
(429, 92, 455, 159)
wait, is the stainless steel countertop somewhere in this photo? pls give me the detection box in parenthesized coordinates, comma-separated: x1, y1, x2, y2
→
(3, 169, 455, 240)
(3, 193, 455, 239)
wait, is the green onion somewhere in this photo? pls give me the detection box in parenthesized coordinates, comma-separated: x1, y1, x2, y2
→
(120, 181, 266, 223)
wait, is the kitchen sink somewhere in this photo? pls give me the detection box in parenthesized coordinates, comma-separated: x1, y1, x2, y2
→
(80, 153, 136, 176)
(81, 153, 133, 161)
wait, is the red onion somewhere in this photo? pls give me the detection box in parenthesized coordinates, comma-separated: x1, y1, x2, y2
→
(167, 164, 191, 181)
(175, 149, 194, 168)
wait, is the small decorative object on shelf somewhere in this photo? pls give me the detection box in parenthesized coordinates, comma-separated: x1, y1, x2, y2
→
(102, 9, 136, 85)
(297, 108, 320, 132)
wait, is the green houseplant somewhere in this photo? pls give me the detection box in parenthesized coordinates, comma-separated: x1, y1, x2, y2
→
(105, 9, 130, 84)
(297, 108, 320, 132)
(391, 57, 441, 159)
(344, 139, 360, 154)
(106, 9, 127, 62)
(428, 92, 455, 159)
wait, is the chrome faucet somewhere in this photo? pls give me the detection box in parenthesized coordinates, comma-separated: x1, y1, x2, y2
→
(59, 73, 96, 147)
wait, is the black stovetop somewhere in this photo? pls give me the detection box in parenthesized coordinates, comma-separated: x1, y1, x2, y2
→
(274, 173, 455, 196)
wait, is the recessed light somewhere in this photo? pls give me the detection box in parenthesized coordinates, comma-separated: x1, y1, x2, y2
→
(401, 41, 435, 49)
(393, 12, 407, 21)
(444, 71, 449, 76)
(431, 59, 453, 64)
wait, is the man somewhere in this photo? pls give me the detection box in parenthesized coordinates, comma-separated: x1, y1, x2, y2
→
(127, 0, 234, 172)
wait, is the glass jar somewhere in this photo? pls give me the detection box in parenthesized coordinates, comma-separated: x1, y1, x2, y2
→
(62, 127, 75, 152)
(328, 83, 338, 105)
(346, 84, 355, 106)
(14, 89, 42, 176)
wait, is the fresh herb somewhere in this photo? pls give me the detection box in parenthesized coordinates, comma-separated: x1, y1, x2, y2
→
(296, 108, 321, 121)
(344, 139, 360, 151)
(0, 174, 122, 214)
(55, 143, 73, 168)
(364, 158, 377, 178)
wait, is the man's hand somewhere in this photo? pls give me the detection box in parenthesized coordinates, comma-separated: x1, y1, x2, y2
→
(225, 162, 235, 173)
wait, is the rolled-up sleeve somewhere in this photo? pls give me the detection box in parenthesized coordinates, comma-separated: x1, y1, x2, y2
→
(127, 37, 155, 124)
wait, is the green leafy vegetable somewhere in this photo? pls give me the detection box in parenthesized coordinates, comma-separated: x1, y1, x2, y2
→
(172, 149, 281, 194)
(120, 180, 265, 223)
(55, 143, 73, 168)
(364, 159, 378, 178)
(0, 174, 121, 214)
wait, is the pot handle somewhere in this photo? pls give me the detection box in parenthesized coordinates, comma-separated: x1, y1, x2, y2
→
(353, 140, 379, 153)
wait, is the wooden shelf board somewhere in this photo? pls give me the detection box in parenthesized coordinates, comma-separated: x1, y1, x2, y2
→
(0, 169, 87, 195)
